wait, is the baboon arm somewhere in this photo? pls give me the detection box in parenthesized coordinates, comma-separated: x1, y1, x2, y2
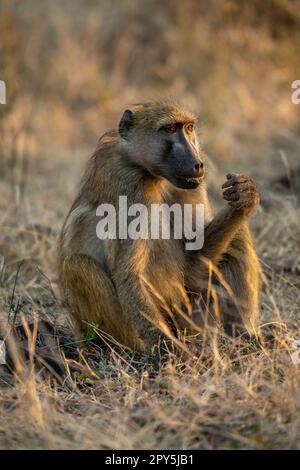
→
(194, 171, 259, 272)
(186, 207, 247, 289)
(202, 207, 247, 263)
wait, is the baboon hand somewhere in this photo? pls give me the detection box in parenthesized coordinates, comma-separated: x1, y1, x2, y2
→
(222, 173, 259, 215)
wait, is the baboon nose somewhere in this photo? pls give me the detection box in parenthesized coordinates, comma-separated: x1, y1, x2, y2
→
(194, 162, 204, 177)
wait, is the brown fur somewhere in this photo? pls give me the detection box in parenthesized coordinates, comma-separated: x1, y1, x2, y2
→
(58, 101, 261, 351)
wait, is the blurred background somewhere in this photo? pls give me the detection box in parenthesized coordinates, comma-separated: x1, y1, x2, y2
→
(1, 0, 300, 157)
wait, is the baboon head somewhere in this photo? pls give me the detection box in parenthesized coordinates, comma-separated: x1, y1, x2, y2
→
(118, 101, 204, 189)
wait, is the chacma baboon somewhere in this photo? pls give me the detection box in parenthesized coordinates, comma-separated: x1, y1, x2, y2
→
(58, 101, 261, 351)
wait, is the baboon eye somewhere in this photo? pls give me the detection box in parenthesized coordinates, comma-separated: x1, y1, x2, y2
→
(164, 124, 177, 134)
(186, 123, 194, 133)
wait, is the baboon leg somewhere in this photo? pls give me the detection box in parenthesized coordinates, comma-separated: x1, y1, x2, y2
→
(185, 225, 261, 336)
(61, 254, 144, 349)
(211, 225, 261, 335)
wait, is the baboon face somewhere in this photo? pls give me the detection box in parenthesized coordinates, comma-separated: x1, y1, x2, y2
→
(118, 103, 205, 190)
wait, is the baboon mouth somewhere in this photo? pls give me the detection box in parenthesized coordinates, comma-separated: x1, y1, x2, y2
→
(174, 175, 204, 189)
(183, 176, 204, 183)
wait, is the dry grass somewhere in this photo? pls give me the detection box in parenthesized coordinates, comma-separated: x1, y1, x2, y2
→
(1, 0, 300, 450)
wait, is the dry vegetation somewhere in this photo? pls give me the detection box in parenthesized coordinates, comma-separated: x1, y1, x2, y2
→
(0, 0, 300, 450)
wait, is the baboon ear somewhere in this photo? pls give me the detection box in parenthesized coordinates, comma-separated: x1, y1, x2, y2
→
(119, 109, 134, 138)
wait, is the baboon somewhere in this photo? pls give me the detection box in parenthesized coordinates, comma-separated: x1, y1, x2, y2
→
(58, 101, 261, 351)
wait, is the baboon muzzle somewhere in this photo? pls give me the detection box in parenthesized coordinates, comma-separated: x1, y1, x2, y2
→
(173, 142, 204, 180)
